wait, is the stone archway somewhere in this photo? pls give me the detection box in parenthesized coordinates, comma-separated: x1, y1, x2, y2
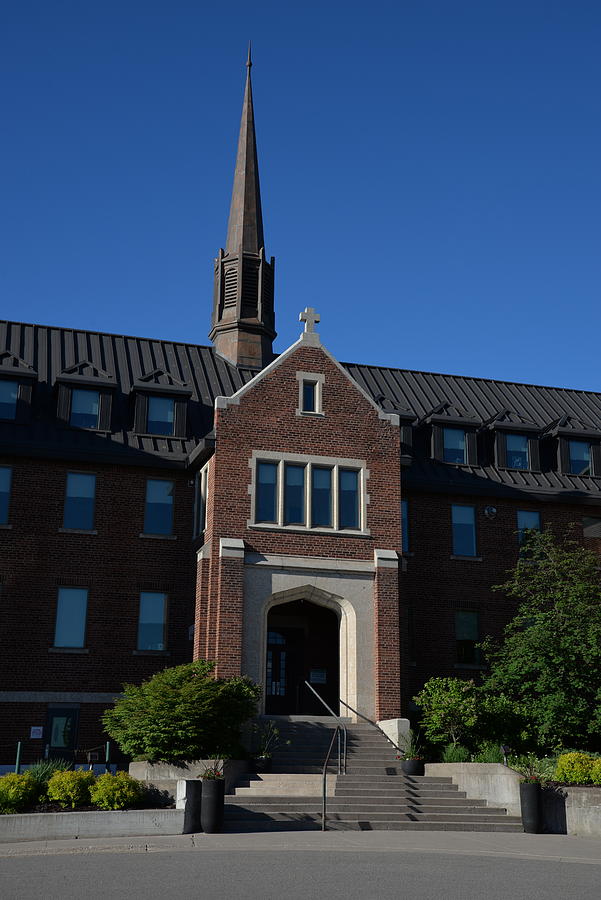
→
(260, 585, 357, 717)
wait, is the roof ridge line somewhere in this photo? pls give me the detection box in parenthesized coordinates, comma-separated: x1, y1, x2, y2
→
(341, 360, 601, 398)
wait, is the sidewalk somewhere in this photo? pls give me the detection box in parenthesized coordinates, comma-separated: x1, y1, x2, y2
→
(1, 829, 600, 863)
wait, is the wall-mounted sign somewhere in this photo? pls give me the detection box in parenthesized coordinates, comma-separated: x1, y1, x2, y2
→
(30, 726, 43, 739)
(310, 669, 327, 684)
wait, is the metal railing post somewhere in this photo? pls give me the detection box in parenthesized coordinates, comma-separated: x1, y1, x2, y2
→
(303, 681, 347, 776)
(14, 741, 22, 775)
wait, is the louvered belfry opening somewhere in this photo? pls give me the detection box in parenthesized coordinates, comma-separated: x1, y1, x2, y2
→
(209, 51, 276, 370)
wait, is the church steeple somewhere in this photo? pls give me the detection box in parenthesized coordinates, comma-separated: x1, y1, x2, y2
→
(210, 48, 276, 370)
(225, 45, 264, 256)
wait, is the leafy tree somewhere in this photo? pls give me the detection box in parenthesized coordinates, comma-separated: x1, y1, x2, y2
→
(413, 677, 478, 746)
(103, 660, 261, 762)
(481, 529, 601, 752)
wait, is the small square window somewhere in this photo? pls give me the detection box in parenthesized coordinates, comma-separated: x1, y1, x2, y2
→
(54, 587, 88, 648)
(70, 389, 100, 429)
(147, 396, 175, 436)
(443, 428, 466, 464)
(0, 467, 12, 525)
(517, 510, 541, 549)
(138, 592, 167, 650)
(568, 440, 591, 476)
(0, 380, 18, 420)
(455, 611, 481, 664)
(302, 381, 317, 413)
(506, 434, 529, 469)
(452, 505, 476, 556)
(143, 479, 174, 535)
(63, 473, 96, 531)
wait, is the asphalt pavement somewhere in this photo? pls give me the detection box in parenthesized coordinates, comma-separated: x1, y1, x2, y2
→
(0, 831, 600, 900)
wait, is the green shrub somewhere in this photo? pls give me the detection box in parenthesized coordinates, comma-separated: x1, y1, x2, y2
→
(441, 743, 470, 763)
(472, 741, 505, 763)
(89, 772, 144, 810)
(103, 660, 261, 763)
(27, 759, 71, 795)
(0, 773, 38, 814)
(553, 752, 594, 784)
(47, 770, 96, 808)
(590, 759, 601, 785)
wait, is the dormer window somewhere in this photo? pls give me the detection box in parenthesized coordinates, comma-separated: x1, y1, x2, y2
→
(0, 380, 18, 420)
(568, 440, 591, 476)
(443, 428, 466, 464)
(70, 389, 100, 429)
(147, 396, 175, 436)
(506, 433, 529, 469)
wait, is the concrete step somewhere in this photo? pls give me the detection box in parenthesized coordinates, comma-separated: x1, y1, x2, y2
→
(225, 810, 517, 825)
(226, 801, 501, 815)
(335, 791, 469, 802)
(224, 819, 523, 833)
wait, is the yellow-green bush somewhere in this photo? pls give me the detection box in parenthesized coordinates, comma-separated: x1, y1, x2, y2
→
(47, 769, 95, 808)
(0, 773, 38, 814)
(590, 759, 601, 786)
(89, 772, 144, 810)
(553, 752, 594, 784)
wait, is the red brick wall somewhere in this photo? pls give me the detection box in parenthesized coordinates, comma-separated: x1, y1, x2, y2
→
(0, 454, 196, 759)
(401, 488, 599, 711)
(197, 341, 402, 699)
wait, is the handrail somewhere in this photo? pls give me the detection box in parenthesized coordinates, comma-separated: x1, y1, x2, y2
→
(303, 681, 347, 774)
(320, 726, 340, 831)
(337, 697, 403, 754)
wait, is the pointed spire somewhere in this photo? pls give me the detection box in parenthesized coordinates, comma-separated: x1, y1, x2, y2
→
(225, 48, 264, 255)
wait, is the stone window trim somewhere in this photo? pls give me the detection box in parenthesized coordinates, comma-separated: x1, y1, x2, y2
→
(247, 449, 371, 535)
(193, 462, 210, 537)
(58, 528, 98, 536)
(295, 371, 325, 417)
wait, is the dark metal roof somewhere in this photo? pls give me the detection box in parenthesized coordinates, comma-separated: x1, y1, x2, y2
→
(2, 318, 601, 501)
(0, 320, 255, 467)
(342, 361, 601, 501)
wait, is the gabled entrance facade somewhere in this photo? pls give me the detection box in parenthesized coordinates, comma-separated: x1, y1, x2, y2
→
(193, 320, 404, 723)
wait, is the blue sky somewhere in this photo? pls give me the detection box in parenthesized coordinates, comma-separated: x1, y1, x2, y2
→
(1, 1, 600, 389)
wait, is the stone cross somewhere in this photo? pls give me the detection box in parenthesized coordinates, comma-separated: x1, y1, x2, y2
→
(299, 307, 320, 333)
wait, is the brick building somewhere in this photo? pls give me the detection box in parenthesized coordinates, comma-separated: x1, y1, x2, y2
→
(2, 56, 601, 763)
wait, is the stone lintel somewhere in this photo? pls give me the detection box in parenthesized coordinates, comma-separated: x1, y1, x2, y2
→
(244, 552, 375, 574)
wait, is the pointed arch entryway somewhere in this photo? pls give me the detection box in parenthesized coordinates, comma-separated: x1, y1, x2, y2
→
(261, 585, 357, 717)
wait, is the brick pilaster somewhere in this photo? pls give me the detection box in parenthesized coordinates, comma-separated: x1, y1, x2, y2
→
(373, 549, 401, 720)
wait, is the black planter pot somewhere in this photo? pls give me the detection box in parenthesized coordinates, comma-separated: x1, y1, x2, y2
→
(200, 778, 225, 834)
(252, 756, 272, 774)
(520, 781, 542, 833)
(400, 759, 425, 776)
